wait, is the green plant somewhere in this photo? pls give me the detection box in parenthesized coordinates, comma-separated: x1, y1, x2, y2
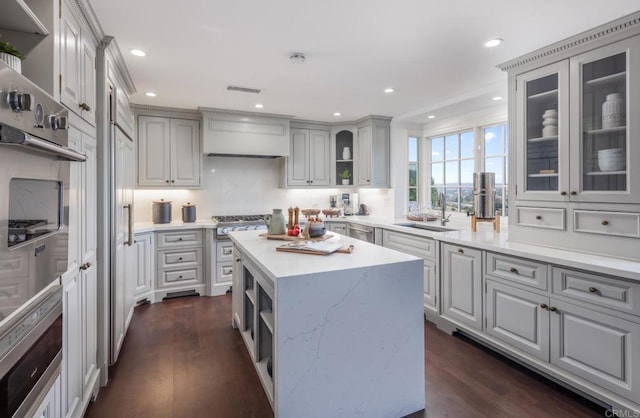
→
(0, 41, 23, 59)
(339, 169, 351, 180)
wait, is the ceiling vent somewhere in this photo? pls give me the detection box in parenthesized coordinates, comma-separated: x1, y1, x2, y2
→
(226, 85, 262, 94)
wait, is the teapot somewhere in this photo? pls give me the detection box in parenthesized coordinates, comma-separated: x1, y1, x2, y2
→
(265, 209, 287, 235)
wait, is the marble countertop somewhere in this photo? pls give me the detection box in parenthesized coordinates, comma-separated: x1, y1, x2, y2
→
(134, 215, 640, 281)
(228, 230, 421, 283)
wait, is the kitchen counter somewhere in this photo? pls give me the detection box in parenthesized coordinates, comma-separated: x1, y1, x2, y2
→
(229, 230, 425, 418)
(324, 216, 640, 281)
(133, 220, 217, 233)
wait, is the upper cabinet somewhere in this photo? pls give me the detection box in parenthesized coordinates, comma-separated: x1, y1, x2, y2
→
(514, 35, 640, 204)
(287, 127, 331, 187)
(356, 117, 391, 188)
(60, 0, 96, 125)
(334, 129, 355, 186)
(137, 116, 202, 188)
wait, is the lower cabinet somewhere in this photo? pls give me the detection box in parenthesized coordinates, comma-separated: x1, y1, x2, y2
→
(325, 221, 347, 235)
(155, 230, 205, 298)
(29, 373, 61, 418)
(213, 239, 234, 296)
(62, 272, 81, 417)
(382, 229, 438, 320)
(133, 232, 154, 302)
(441, 243, 483, 331)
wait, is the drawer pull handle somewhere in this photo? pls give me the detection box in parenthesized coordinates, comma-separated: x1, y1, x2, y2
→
(178, 237, 183, 241)
(540, 303, 548, 310)
(457, 249, 464, 254)
(549, 306, 558, 313)
(601, 220, 609, 226)
(223, 248, 232, 255)
(178, 257, 183, 261)
(535, 215, 542, 220)
(588, 287, 598, 293)
(178, 275, 183, 279)
(509, 267, 519, 274)
(560, 191, 567, 196)
(570, 191, 577, 196)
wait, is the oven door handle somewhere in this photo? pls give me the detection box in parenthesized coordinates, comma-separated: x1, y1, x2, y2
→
(124, 204, 133, 246)
(8, 132, 87, 162)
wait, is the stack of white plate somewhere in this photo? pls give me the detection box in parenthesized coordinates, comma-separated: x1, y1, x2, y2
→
(597, 148, 625, 172)
(542, 109, 558, 137)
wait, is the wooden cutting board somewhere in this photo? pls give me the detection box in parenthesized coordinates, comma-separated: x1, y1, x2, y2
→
(259, 233, 334, 241)
(275, 244, 354, 255)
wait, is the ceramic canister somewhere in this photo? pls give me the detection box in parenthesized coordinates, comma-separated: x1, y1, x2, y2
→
(265, 209, 286, 235)
(602, 93, 625, 129)
(152, 199, 172, 224)
(182, 202, 196, 222)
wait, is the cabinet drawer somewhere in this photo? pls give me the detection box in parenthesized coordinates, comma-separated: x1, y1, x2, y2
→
(382, 230, 436, 259)
(516, 207, 565, 230)
(552, 267, 640, 316)
(157, 267, 202, 288)
(573, 210, 640, 238)
(216, 262, 233, 284)
(157, 248, 201, 269)
(485, 252, 548, 291)
(156, 230, 203, 248)
(217, 241, 234, 262)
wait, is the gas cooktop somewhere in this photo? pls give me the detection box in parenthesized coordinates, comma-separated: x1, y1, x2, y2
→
(212, 214, 267, 226)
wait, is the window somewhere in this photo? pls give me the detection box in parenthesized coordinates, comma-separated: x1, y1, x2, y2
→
(408, 137, 418, 211)
(483, 124, 509, 216)
(425, 123, 509, 216)
(429, 130, 475, 213)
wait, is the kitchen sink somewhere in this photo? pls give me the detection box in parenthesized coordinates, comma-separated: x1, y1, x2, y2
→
(393, 223, 457, 232)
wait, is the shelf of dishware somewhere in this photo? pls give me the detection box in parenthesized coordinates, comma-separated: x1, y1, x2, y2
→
(527, 89, 558, 101)
(527, 135, 559, 143)
(584, 71, 626, 87)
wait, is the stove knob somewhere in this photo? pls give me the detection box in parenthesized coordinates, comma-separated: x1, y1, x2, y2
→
(221, 227, 230, 235)
(49, 114, 69, 130)
(7, 91, 35, 112)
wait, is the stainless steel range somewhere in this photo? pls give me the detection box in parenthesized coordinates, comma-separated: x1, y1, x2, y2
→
(212, 214, 268, 239)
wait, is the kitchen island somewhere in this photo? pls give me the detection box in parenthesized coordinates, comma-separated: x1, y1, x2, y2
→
(228, 230, 425, 418)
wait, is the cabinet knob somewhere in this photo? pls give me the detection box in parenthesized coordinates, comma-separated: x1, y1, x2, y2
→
(601, 220, 609, 226)
(178, 275, 183, 279)
(457, 248, 464, 254)
(535, 215, 542, 220)
(540, 303, 548, 310)
(79, 102, 91, 112)
(549, 306, 558, 313)
(570, 191, 577, 196)
(178, 257, 183, 261)
(560, 191, 567, 196)
(171, 180, 175, 183)
(178, 238, 183, 241)
(309, 180, 313, 184)
(79, 262, 91, 271)
(166, 180, 170, 183)
(588, 287, 598, 293)
(509, 267, 519, 274)
(235, 258, 241, 262)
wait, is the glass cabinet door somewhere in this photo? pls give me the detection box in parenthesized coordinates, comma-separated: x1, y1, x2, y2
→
(570, 37, 640, 203)
(516, 61, 569, 201)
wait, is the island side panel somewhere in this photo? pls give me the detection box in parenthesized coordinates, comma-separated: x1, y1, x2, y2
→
(274, 260, 425, 418)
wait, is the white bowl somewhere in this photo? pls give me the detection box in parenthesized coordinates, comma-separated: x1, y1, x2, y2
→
(542, 118, 558, 126)
(542, 126, 558, 137)
(597, 149, 625, 171)
(543, 109, 558, 117)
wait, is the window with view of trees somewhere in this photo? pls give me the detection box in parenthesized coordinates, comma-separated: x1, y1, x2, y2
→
(430, 131, 475, 213)
(408, 137, 418, 211)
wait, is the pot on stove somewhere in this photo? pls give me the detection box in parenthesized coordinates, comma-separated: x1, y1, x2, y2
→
(152, 199, 172, 224)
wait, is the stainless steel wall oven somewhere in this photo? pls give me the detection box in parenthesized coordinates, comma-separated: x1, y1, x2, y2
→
(0, 60, 85, 416)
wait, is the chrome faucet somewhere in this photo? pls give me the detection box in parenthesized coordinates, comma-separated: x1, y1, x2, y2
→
(438, 192, 451, 226)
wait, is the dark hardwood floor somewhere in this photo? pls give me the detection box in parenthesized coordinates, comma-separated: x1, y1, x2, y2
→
(85, 295, 606, 418)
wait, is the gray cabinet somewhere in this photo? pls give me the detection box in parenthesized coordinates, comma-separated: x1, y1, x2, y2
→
(137, 116, 201, 187)
(441, 243, 483, 330)
(213, 240, 234, 296)
(356, 117, 390, 187)
(382, 229, 438, 321)
(287, 128, 331, 186)
(155, 230, 205, 298)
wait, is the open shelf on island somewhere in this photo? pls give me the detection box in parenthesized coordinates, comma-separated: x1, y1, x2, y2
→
(256, 358, 274, 403)
(245, 288, 256, 304)
(260, 310, 274, 333)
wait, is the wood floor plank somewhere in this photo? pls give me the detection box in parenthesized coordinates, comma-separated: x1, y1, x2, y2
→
(85, 295, 606, 418)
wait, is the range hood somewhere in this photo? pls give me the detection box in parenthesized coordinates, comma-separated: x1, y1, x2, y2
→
(200, 108, 291, 158)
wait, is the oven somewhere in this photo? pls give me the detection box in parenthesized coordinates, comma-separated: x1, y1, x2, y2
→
(0, 60, 85, 416)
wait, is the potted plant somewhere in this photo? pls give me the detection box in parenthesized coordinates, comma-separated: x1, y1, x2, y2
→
(339, 169, 351, 185)
(0, 41, 23, 74)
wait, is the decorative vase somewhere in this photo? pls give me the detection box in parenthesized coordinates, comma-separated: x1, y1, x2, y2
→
(602, 93, 625, 129)
(342, 146, 351, 160)
(0, 53, 21, 74)
(264, 209, 286, 235)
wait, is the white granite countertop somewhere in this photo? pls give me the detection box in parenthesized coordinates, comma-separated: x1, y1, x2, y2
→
(134, 214, 640, 281)
(228, 229, 421, 283)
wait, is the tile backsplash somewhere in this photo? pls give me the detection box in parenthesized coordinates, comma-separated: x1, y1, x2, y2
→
(134, 157, 394, 222)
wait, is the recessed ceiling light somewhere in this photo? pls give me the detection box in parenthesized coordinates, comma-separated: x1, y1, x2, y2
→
(484, 38, 503, 48)
(289, 52, 306, 64)
(427, 115, 436, 119)
(333, 112, 341, 117)
(384, 88, 395, 94)
(130, 49, 146, 57)
(255, 103, 264, 109)
(492, 96, 503, 101)
(145, 92, 156, 97)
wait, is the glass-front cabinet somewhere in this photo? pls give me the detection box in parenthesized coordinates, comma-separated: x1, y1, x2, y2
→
(334, 129, 354, 187)
(516, 36, 639, 203)
(570, 37, 639, 203)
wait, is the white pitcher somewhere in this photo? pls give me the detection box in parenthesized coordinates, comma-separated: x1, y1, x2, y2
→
(264, 209, 286, 235)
